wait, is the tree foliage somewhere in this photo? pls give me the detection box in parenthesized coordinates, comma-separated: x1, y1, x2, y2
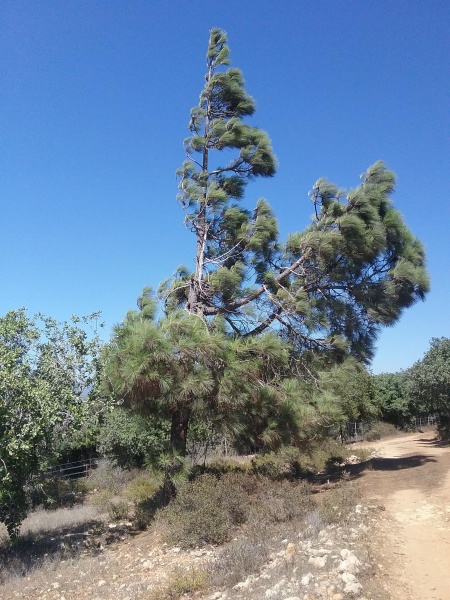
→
(97, 408, 170, 469)
(102, 289, 305, 455)
(103, 28, 429, 458)
(0, 309, 103, 538)
(373, 371, 414, 427)
(408, 338, 450, 430)
(160, 28, 429, 364)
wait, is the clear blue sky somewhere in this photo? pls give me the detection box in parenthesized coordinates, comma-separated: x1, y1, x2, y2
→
(2, 0, 449, 374)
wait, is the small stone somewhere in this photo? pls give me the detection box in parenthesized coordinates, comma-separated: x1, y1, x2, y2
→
(142, 560, 153, 569)
(97, 580, 107, 587)
(301, 573, 313, 586)
(308, 556, 327, 568)
(344, 581, 363, 594)
(285, 542, 296, 562)
(171, 547, 181, 553)
(233, 579, 250, 591)
(209, 593, 222, 600)
(51, 582, 61, 589)
(338, 549, 361, 574)
(341, 572, 357, 584)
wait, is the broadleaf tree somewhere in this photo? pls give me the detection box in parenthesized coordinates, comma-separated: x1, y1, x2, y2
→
(0, 309, 103, 538)
(408, 338, 450, 433)
(103, 28, 429, 457)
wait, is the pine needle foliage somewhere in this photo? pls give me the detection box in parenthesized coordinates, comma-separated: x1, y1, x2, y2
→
(103, 28, 429, 457)
(102, 288, 306, 456)
(161, 29, 429, 365)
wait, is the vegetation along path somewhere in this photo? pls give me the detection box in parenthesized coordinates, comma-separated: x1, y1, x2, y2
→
(360, 431, 450, 600)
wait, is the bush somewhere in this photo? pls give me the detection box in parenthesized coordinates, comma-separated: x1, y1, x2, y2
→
(97, 408, 170, 469)
(124, 473, 164, 529)
(124, 473, 161, 505)
(200, 458, 250, 477)
(85, 460, 136, 495)
(161, 473, 250, 548)
(251, 446, 303, 479)
(209, 532, 272, 588)
(256, 479, 316, 523)
(250, 441, 349, 478)
(29, 477, 87, 510)
(147, 567, 208, 599)
(365, 421, 398, 441)
(319, 481, 361, 524)
(105, 500, 129, 521)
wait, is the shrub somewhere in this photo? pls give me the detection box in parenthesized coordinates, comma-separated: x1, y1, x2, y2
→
(124, 473, 164, 529)
(319, 481, 361, 524)
(105, 500, 129, 521)
(251, 446, 303, 479)
(365, 421, 398, 441)
(161, 473, 250, 548)
(209, 532, 272, 588)
(97, 408, 170, 469)
(250, 441, 350, 478)
(165, 567, 207, 597)
(85, 460, 136, 495)
(200, 458, 250, 476)
(146, 567, 208, 600)
(256, 479, 316, 523)
(124, 473, 160, 505)
(29, 477, 87, 510)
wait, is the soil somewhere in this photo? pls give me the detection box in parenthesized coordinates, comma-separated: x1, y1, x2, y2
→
(2, 431, 450, 600)
(357, 431, 450, 600)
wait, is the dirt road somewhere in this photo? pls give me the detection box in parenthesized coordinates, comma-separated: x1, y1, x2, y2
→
(359, 431, 450, 600)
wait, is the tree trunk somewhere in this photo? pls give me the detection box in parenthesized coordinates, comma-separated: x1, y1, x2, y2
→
(170, 408, 190, 456)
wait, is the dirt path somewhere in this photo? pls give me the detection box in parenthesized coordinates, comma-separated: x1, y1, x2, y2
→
(359, 431, 450, 600)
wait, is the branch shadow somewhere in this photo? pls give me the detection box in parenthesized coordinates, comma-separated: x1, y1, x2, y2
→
(0, 519, 106, 579)
(416, 437, 450, 448)
(369, 454, 437, 471)
(313, 453, 437, 484)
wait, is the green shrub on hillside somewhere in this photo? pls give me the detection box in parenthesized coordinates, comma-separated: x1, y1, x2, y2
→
(162, 473, 250, 547)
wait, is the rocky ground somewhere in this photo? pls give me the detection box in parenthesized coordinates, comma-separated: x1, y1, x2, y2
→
(1, 431, 449, 600)
(1, 503, 380, 600)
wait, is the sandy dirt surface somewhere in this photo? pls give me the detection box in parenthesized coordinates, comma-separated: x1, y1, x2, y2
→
(358, 431, 450, 600)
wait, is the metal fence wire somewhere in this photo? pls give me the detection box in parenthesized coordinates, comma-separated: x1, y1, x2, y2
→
(43, 457, 100, 480)
(43, 416, 439, 480)
(413, 415, 438, 429)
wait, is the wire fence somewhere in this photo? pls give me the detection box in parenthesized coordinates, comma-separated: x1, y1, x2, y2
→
(42, 416, 439, 479)
(43, 457, 101, 480)
(413, 415, 438, 429)
(345, 415, 438, 442)
(345, 422, 370, 442)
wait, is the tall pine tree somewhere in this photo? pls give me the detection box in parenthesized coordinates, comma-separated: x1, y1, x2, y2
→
(160, 28, 429, 364)
(104, 28, 429, 456)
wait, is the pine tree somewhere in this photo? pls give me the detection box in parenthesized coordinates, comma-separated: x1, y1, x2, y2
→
(103, 29, 429, 457)
(161, 28, 429, 364)
(102, 288, 301, 455)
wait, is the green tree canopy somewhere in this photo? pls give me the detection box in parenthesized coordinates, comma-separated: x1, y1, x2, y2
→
(408, 338, 450, 429)
(102, 289, 306, 455)
(103, 28, 429, 458)
(373, 371, 414, 427)
(0, 309, 103, 538)
(160, 28, 429, 364)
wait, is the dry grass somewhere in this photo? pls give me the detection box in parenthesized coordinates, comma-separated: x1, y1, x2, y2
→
(0, 446, 373, 599)
(0, 504, 106, 587)
(145, 567, 208, 599)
